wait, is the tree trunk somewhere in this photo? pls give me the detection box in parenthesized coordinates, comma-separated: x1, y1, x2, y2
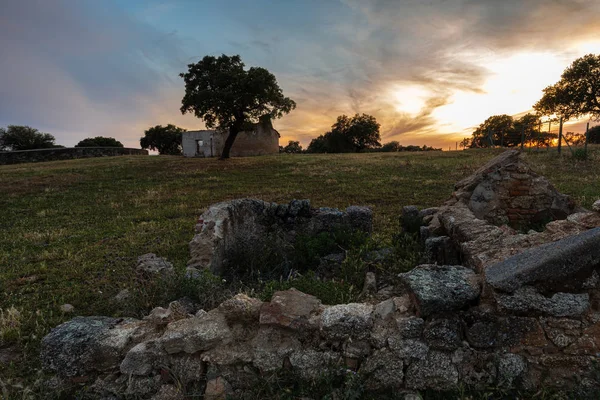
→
(219, 125, 240, 160)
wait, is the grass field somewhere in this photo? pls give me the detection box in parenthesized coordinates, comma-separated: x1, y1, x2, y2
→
(1, 147, 600, 395)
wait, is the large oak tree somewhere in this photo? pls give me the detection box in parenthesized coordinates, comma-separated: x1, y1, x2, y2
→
(179, 55, 296, 159)
(534, 54, 600, 121)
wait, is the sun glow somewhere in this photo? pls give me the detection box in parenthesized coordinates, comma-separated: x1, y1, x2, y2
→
(431, 52, 565, 133)
(390, 84, 430, 115)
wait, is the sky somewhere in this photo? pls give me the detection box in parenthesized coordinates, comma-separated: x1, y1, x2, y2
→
(2, 0, 600, 150)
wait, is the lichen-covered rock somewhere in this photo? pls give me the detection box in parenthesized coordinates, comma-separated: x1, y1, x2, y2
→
(321, 303, 373, 340)
(423, 318, 462, 351)
(137, 253, 174, 275)
(120, 340, 166, 376)
(288, 350, 341, 380)
(41, 317, 150, 377)
(159, 311, 231, 354)
(360, 349, 404, 390)
(495, 286, 590, 318)
(485, 228, 600, 293)
(218, 294, 263, 323)
(405, 351, 459, 390)
(497, 353, 527, 386)
(395, 317, 424, 338)
(260, 288, 322, 331)
(251, 327, 301, 372)
(387, 337, 429, 360)
(399, 265, 480, 317)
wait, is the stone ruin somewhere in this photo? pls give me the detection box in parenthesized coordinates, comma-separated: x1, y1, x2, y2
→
(39, 151, 600, 399)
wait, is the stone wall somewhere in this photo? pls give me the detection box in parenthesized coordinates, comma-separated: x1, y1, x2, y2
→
(0, 147, 148, 165)
(38, 151, 600, 398)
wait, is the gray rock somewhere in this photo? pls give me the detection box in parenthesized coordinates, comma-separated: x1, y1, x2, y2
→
(151, 385, 184, 400)
(387, 337, 429, 360)
(288, 199, 311, 217)
(120, 340, 165, 376)
(288, 350, 341, 381)
(125, 375, 162, 397)
(495, 286, 590, 317)
(41, 316, 140, 377)
(113, 289, 131, 303)
(485, 228, 600, 293)
(405, 350, 459, 390)
(362, 272, 377, 296)
(497, 353, 526, 386)
(424, 318, 462, 351)
(218, 293, 263, 323)
(159, 311, 232, 354)
(592, 200, 600, 212)
(360, 349, 404, 390)
(321, 303, 373, 340)
(137, 253, 174, 275)
(399, 264, 481, 317)
(395, 317, 424, 338)
(251, 327, 301, 372)
(59, 304, 74, 313)
(374, 298, 396, 320)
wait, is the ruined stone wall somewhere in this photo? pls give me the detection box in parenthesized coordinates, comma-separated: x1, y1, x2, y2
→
(0, 147, 148, 165)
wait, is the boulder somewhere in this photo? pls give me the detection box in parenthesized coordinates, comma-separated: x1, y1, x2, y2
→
(360, 349, 404, 390)
(41, 317, 147, 377)
(218, 294, 263, 323)
(485, 228, 600, 293)
(399, 265, 481, 317)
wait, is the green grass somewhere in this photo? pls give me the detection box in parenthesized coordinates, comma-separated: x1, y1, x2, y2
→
(1, 147, 600, 397)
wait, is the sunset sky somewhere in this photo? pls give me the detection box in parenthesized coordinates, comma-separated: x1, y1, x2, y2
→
(2, 0, 600, 150)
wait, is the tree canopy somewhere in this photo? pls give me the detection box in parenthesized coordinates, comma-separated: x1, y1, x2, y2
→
(534, 54, 600, 120)
(75, 136, 123, 148)
(140, 124, 186, 155)
(0, 125, 59, 151)
(282, 140, 303, 154)
(306, 114, 381, 153)
(179, 54, 296, 159)
(471, 114, 543, 147)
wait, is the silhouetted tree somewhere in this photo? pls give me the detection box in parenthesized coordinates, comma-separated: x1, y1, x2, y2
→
(283, 140, 303, 153)
(0, 125, 59, 151)
(534, 54, 600, 121)
(306, 114, 381, 153)
(180, 54, 296, 159)
(75, 136, 123, 148)
(471, 115, 514, 147)
(140, 124, 185, 155)
(380, 141, 401, 152)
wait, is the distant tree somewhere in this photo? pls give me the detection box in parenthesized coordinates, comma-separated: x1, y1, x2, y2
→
(180, 54, 296, 159)
(587, 125, 600, 144)
(0, 125, 58, 151)
(283, 140, 303, 154)
(459, 138, 471, 149)
(140, 124, 186, 155)
(306, 114, 381, 153)
(75, 136, 123, 148)
(534, 54, 600, 121)
(471, 115, 514, 147)
(380, 141, 401, 152)
(332, 114, 381, 152)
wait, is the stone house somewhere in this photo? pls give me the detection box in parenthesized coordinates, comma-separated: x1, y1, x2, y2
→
(181, 120, 279, 158)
